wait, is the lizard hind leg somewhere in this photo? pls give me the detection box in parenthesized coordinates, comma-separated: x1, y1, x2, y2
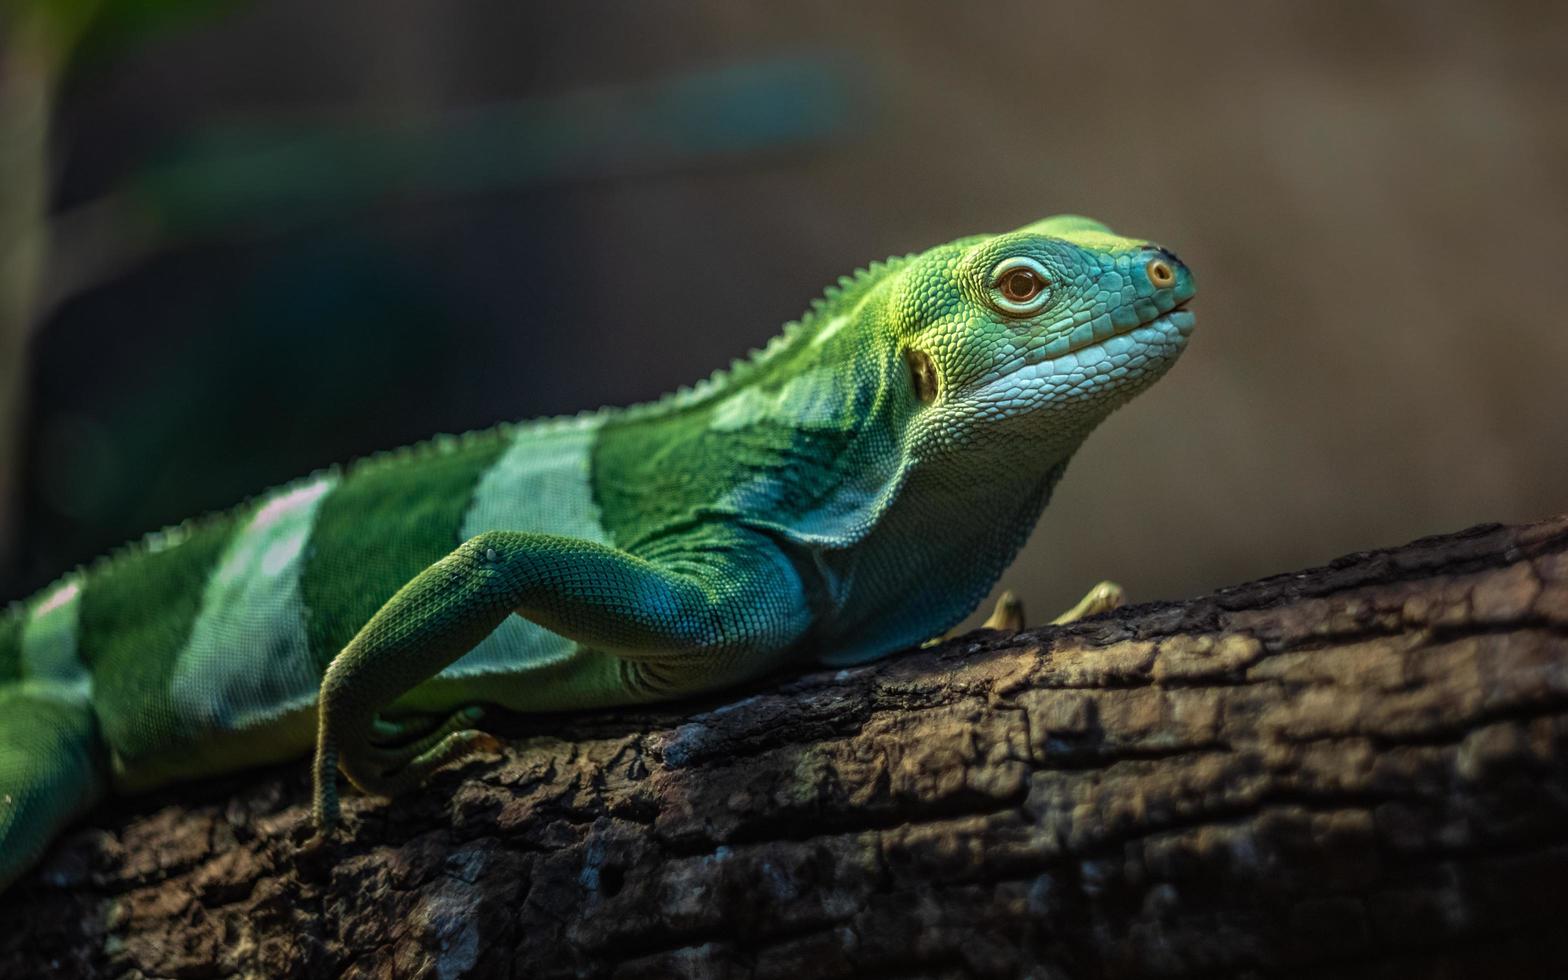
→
(0, 686, 107, 892)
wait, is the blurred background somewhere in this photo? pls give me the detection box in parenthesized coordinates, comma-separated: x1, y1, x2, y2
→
(2, 0, 1565, 626)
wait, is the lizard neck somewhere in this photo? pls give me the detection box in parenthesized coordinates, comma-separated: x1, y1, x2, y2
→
(590, 264, 914, 553)
(802, 455, 1070, 665)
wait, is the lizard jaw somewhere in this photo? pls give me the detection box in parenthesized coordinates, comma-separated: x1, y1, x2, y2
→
(969, 305, 1195, 410)
(1050, 300, 1194, 362)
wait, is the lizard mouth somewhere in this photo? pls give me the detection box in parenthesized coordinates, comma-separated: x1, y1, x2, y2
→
(972, 301, 1196, 404)
(1045, 300, 1195, 363)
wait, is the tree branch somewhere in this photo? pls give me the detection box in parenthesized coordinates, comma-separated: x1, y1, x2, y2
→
(5, 516, 1568, 978)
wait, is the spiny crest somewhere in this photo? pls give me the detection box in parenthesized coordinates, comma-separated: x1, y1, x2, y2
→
(607, 253, 916, 425)
(72, 505, 226, 586)
(337, 423, 508, 478)
(19, 253, 923, 600)
(58, 425, 497, 591)
(811, 254, 911, 318)
(69, 462, 333, 586)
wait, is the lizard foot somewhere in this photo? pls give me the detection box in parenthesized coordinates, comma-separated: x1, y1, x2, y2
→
(921, 588, 1027, 648)
(1051, 580, 1127, 625)
(980, 589, 1027, 631)
(355, 710, 496, 792)
(370, 705, 486, 751)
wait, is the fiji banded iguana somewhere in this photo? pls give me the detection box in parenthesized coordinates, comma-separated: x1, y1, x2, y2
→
(0, 215, 1195, 892)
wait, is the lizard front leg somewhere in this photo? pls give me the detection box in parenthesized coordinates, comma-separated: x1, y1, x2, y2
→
(934, 580, 1126, 646)
(311, 527, 808, 834)
(1051, 580, 1126, 625)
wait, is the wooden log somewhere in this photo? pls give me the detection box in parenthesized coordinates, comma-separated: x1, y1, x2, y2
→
(4, 516, 1568, 978)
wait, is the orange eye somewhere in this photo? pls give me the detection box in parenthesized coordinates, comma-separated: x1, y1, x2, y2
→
(987, 257, 1052, 315)
(1000, 269, 1043, 303)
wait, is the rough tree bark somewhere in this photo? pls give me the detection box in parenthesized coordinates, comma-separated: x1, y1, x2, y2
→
(4, 516, 1568, 979)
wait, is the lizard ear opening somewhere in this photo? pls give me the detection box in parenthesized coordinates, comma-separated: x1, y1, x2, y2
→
(905, 348, 939, 404)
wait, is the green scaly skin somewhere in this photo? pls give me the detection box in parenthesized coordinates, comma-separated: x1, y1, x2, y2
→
(0, 215, 1195, 890)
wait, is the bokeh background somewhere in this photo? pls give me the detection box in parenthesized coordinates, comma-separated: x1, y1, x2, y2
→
(3, 1, 1566, 627)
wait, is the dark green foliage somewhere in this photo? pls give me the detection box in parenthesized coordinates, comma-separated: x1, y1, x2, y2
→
(301, 433, 508, 671)
(46, 0, 244, 71)
(79, 516, 236, 765)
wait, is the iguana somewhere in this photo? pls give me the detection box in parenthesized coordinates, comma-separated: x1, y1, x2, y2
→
(0, 215, 1195, 893)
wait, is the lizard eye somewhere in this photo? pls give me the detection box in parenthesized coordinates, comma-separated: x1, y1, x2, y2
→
(987, 257, 1051, 316)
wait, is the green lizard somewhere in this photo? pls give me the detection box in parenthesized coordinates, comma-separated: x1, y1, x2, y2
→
(0, 215, 1194, 892)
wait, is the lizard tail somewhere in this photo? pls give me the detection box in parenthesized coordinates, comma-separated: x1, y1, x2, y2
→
(0, 604, 108, 893)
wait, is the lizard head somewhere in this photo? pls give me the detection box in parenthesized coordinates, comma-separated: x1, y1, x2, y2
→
(888, 214, 1195, 465)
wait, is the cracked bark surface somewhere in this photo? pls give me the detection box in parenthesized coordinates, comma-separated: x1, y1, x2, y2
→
(5, 516, 1568, 978)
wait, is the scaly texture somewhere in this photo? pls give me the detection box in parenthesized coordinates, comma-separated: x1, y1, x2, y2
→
(0, 215, 1196, 891)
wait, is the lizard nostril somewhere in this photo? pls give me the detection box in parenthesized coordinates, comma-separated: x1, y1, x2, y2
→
(1146, 259, 1176, 289)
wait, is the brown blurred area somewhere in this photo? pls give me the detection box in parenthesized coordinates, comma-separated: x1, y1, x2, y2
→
(4, 0, 1566, 623)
